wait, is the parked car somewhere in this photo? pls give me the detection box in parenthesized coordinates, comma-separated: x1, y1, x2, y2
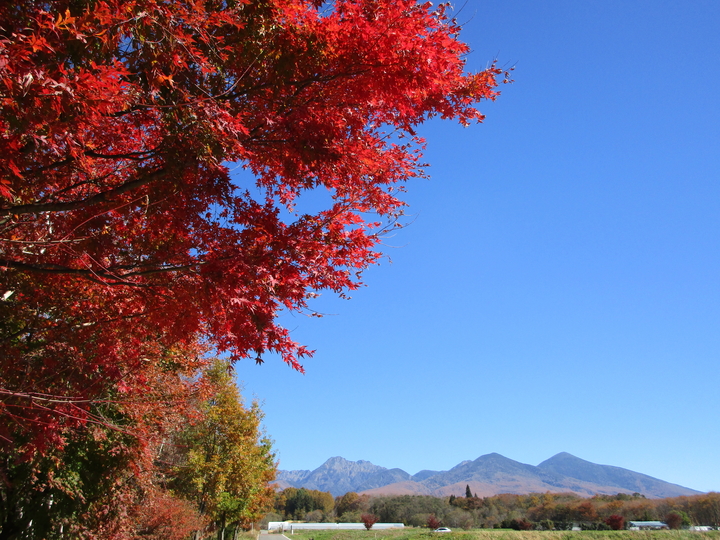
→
(434, 528, 451, 533)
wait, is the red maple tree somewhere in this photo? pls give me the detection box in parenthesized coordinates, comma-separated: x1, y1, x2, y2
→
(605, 515, 625, 531)
(427, 515, 442, 530)
(361, 513, 378, 531)
(0, 0, 505, 451)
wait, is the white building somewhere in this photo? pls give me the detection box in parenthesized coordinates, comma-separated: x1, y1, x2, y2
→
(268, 522, 404, 533)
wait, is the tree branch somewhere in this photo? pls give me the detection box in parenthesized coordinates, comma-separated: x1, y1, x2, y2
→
(0, 168, 167, 217)
(0, 257, 212, 284)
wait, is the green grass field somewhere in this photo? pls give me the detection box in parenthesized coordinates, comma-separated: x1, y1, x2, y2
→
(280, 528, 720, 540)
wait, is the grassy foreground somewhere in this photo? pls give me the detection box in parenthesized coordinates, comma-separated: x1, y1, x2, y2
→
(281, 529, 720, 540)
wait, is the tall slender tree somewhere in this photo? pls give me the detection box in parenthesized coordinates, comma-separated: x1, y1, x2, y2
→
(166, 360, 276, 540)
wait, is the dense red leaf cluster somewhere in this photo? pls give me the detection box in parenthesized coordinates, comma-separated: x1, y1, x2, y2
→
(0, 0, 504, 454)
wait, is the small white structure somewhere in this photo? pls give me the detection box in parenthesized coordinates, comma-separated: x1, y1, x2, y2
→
(628, 521, 668, 530)
(268, 522, 404, 533)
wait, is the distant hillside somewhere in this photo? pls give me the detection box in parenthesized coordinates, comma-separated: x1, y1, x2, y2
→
(536, 452, 696, 499)
(276, 453, 702, 499)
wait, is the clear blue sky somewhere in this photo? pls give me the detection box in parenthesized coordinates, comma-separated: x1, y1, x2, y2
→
(234, 0, 720, 494)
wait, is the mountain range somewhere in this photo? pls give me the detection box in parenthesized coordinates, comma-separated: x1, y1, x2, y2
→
(276, 453, 702, 499)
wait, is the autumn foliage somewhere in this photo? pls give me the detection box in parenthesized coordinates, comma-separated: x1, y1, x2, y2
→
(605, 514, 626, 530)
(163, 360, 277, 539)
(361, 513, 378, 530)
(426, 514, 442, 530)
(270, 488, 720, 531)
(0, 0, 503, 536)
(124, 489, 206, 540)
(665, 511, 684, 530)
(0, 0, 503, 441)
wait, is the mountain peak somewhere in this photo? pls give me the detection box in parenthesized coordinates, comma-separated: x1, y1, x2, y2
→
(450, 460, 472, 470)
(278, 453, 701, 499)
(539, 452, 583, 465)
(324, 456, 353, 465)
(277, 456, 408, 496)
(477, 452, 513, 461)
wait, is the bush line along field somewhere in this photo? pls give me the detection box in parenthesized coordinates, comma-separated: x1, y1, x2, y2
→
(286, 529, 720, 540)
(270, 490, 720, 530)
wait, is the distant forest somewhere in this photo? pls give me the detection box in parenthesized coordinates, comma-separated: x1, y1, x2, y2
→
(267, 489, 720, 530)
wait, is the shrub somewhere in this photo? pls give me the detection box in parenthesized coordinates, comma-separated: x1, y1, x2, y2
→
(666, 511, 683, 530)
(361, 514, 378, 531)
(605, 514, 625, 530)
(427, 515, 441, 529)
(539, 519, 555, 530)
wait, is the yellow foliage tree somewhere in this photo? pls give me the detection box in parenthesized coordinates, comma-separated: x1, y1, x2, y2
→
(169, 360, 276, 540)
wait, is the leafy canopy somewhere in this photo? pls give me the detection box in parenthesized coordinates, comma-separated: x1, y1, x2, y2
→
(0, 0, 504, 450)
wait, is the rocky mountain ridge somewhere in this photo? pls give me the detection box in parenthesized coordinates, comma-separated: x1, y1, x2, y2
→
(276, 452, 701, 499)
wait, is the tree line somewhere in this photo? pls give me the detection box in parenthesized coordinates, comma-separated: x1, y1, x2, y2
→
(269, 488, 720, 530)
(1, 359, 276, 540)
